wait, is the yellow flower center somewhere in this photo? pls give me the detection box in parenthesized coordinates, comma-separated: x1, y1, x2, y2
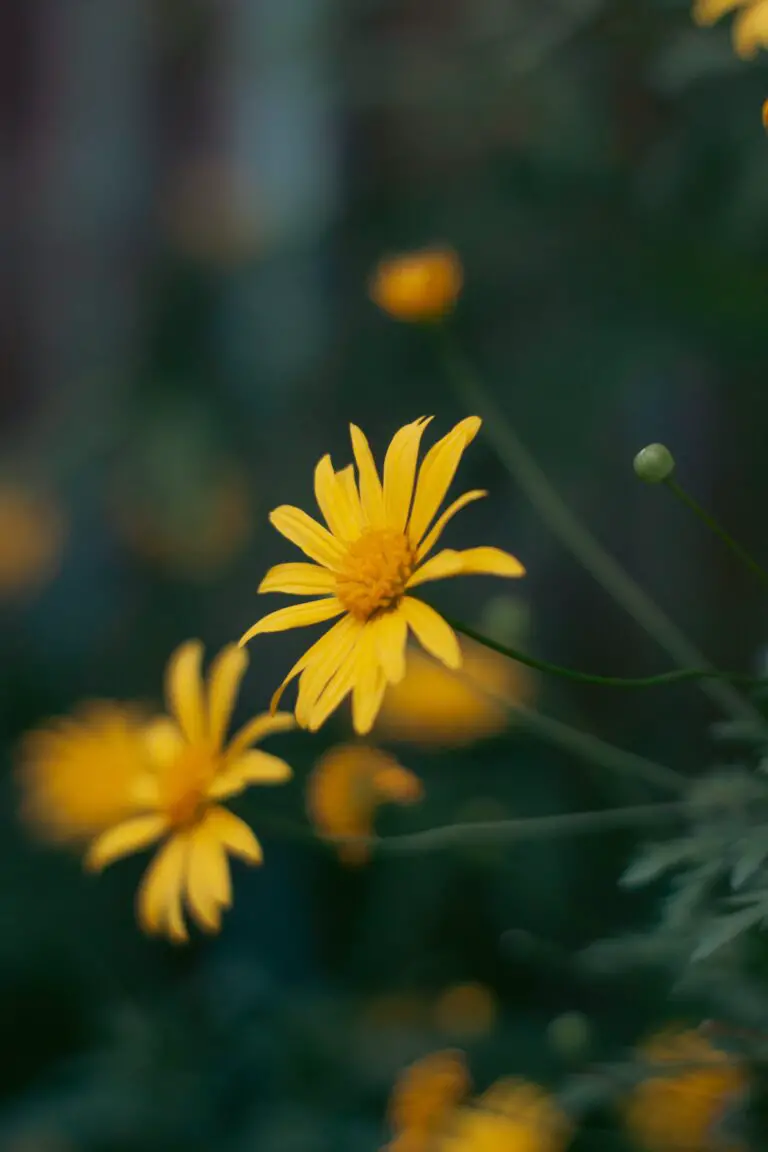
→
(335, 528, 415, 620)
(160, 743, 218, 828)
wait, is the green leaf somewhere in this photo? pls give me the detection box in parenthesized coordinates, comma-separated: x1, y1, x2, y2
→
(620, 840, 692, 889)
(691, 907, 767, 962)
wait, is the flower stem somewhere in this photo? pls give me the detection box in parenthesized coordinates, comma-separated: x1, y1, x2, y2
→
(433, 325, 760, 722)
(664, 477, 768, 593)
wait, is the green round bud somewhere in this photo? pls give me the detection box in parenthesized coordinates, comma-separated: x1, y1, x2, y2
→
(633, 443, 675, 484)
(546, 1011, 592, 1060)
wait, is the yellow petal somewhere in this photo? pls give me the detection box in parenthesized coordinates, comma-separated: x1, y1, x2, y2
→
(407, 549, 464, 588)
(239, 597, 344, 646)
(734, 0, 768, 56)
(416, 489, 487, 560)
(184, 824, 231, 932)
(401, 597, 461, 669)
(352, 654, 388, 736)
(408, 417, 482, 546)
(209, 750, 293, 800)
(373, 609, 408, 684)
(165, 640, 205, 743)
(452, 546, 526, 578)
(295, 614, 363, 726)
(350, 424, 386, 527)
(335, 464, 365, 536)
(267, 613, 357, 716)
(306, 647, 360, 731)
(136, 833, 189, 937)
(258, 562, 336, 596)
(314, 455, 362, 542)
(226, 711, 296, 761)
(85, 814, 167, 872)
(269, 505, 346, 569)
(206, 805, 263, 864)
(692, 0, 743, 26)
(207, 644, 248, 748)
(143, 717, 185, 767)
(382, 417, 433, 531)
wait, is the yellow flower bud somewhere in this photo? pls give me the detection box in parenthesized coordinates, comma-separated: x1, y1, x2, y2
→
(369, 247, 463, 322)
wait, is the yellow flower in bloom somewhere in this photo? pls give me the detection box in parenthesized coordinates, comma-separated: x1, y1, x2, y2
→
(240, 417, 525, 735)
(692, 0, 768, 58)
(387, 1050, 471, 1152)
(441, 1080, 570, 1152)
(433, 983, 498, 1039)
(369, 248, 463, 323)
(85, 641, 295, 943)
(307, 743, 423, 864)
(625, 1027, 748, 1152)
(375, 638, 532, 748)
(0, 485, 66, 601)
(18, 704, 151, 845)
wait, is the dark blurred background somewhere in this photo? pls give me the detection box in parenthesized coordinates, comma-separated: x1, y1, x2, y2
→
(2, 0, 768, 1147)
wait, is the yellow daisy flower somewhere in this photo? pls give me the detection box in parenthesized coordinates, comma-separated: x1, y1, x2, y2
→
(440, 1079, 570, 1152)
(387, 1049, 471, 1152)
(625, 1027, 748, 1152)
(18, 702, 152, 845)
(369, 247, 463, 323)
(240, 417, 525, 735)
(85, 640, 295, 943)
(306, 743, 423, 864)
(692, 0, 768, 58)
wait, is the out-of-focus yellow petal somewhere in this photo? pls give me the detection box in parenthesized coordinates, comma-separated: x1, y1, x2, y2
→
(165, 640, 206, 744)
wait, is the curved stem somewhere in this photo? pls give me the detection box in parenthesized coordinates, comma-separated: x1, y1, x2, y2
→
(433, 326, 760, 722)
(664, 477, 768, 593)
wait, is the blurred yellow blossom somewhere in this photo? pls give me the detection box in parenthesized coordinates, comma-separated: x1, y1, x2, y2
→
(692, 0, 768, 58)
(625, 1027, 748, 1152)
(0, 485, 66, 601)
(387, 1050, 471, 1152)
(441, 1080, 571, 1152)
(240, 416, 525, 735)
(18, 703, 151, 846)
(433, 983, 498, 1040)
(762, 97, 768, 127)
(85, 641, 295, 942)
(307, 743, 423, 864)
(369, 248, 463, 323)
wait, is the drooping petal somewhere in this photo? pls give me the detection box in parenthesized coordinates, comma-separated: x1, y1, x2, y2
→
(143, 717, 186, 767)
(269, 505, 346, 569)
(165, 640, 205, 743)
(314, 455, 362, 542)
(416, 489, 487, 560)
(352, 654, 388, 736)
(373, 609, 408, 684)
(350, 424, 386, 527)
(185, 823, 231, 932)
(295, 614, 363, 726)
(406, 549, 464, 588)
(408, 417, 482, 546)
(305, 647, 360, 732)
(136, 832, 190, 937)
(258, 562, 337, 596)
(209, 750, 293, 800)
(207, 643, 248, 748)
(239, 598, 344, 646)
(382, 416, 433, 531)
(226, 711, 296, 761)
(85, 814, 167, 872)
(451, 546, 526, 578)
(267, 613, 357, 715)
(401, 597, 462, 669)
(206, 805, 264, 864)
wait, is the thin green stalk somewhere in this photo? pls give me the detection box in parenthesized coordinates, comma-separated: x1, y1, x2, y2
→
(664, 477, 768, 593)
(447, 616, 761, 691)
(434, 327, 760, 723)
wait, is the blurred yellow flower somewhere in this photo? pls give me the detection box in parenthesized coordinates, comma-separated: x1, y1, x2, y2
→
(0, 485, 66, 601)
(18, 703, 151, 845)
(692, 0, 768, 58)
(625, 1027, 748, 1152)
(387, 1049, 471, 1152)
(240, 416, 525, 735)
(375, 638, 532, 748)
(307, 743, 423, 864)
(762, 97, 768, 127)
(441, 1080, 570, 1152)
(369, 247, 463, 323)
(433, 983, 498, 1040)
(85, 641, 295, 942)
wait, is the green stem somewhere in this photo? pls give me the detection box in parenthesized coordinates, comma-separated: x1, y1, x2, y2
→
(664, 477, 768, 593)
(447, 616, 760, 691)
(433, 326, 760, 723)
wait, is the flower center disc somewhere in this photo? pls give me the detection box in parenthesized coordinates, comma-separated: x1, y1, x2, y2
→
(336, 528, 415, 620)
(161, 744, 217, 827)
